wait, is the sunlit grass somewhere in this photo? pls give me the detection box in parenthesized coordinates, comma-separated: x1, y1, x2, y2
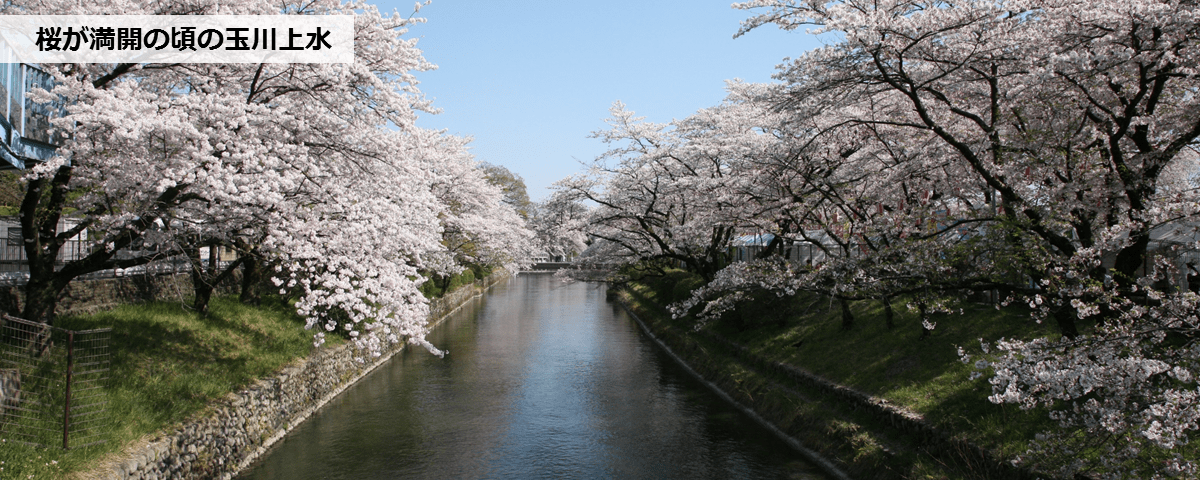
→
(0, 295, 326, 479)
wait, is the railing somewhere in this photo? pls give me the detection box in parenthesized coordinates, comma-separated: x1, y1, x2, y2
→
(0, 236, 89, 273)
(0, 234, 222, 286)
(728, 242, 861, 267)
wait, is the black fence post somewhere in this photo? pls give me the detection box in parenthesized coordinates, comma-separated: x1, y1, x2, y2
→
(62, 330, 73, 449)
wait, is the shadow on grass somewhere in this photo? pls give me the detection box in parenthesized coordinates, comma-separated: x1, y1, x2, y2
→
(56, 295, 316, 429)
(0, 294, 319, 480)
(632, 271, 1062, 463)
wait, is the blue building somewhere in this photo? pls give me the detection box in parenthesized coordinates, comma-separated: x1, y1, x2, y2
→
(0, 42, 76, 273)
(0, 39, 63, 171)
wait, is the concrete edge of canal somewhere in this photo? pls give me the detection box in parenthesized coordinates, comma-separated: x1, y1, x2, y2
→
(615, 295, 855, 480)
(90, 272, 511, 480)
(612, 285, 1045, 480)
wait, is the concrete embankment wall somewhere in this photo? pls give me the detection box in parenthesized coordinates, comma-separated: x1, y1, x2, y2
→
(614, 290, 1040, 480)
(93, 272, 508, 480)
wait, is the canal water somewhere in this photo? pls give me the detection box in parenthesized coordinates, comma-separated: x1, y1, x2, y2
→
(236, 274, 827, 479)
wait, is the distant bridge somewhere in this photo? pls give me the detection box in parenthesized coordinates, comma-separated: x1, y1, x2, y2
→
(527, 262, 573, 271)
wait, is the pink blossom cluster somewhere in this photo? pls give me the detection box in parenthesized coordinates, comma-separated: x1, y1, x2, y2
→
(9, 0, 534, 359)
(554, 0, 1200, 475)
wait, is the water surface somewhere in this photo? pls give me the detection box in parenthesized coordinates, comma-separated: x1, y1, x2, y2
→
(237, 274, 827, 479)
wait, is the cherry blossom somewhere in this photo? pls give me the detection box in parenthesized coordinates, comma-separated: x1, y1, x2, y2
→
(6, 0, 533, 358)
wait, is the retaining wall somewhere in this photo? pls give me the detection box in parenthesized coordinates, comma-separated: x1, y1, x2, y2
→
(0, 273, 238, 318)
(698, 332, 1037, 479)
(616, 290, 1044, 480)
(92, 272, 508, 480)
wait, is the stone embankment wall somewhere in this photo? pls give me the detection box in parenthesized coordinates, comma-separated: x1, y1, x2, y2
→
(94, 272, 508, 480)
(0, 272, 240, 318)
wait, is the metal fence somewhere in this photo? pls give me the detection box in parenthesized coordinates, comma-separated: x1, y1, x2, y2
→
(0, 256, 199, 287)
(0, 234, 89, 273)
(0, 314, 111, 449)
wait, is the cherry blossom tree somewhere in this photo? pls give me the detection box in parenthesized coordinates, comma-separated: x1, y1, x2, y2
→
(569, 0, 1200, 474)
(479, 162, 533, 220)
(726, 0, 1200, 476)
(425, 136, 535, 278)
(7, 0, 533, 358)
(555, 101, 781, 280)
(529, 191, 590, 262)
(593, 82, 990, 331)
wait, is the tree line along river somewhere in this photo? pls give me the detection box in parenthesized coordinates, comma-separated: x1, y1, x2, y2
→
(235, 273, 829, 479)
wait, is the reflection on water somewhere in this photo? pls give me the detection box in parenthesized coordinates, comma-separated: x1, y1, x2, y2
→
(236, 274, 827, 479)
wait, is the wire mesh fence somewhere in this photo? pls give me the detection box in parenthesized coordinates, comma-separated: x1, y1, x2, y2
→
(0, 314, 110, 449)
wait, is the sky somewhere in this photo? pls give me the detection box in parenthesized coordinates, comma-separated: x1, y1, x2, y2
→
(370, 0, 825, 200)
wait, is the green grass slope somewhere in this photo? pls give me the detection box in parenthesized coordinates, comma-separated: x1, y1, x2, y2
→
(1, 296, 326, 479)
(621, 269, 1063, 479)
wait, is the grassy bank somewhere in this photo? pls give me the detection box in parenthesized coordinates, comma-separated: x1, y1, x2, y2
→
(1, 295, 328, 479)
(618, 270, 1062, 479)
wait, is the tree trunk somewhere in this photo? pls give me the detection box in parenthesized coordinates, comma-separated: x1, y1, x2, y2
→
(839, 297, 854, 330)
(1054, 304, 1079, 339)
(20, 276, 66, 325)
(19, 168, 70, 324)
(1112, 232, 1150, 293)
(20, 275, 67, 357)
(882, 296, 895, 330)
(188, 244, 213, 314)
(192, 282, 215, 314)
(919, 301, 932, 339)
(240, 253, 263, 306)
(190, 243, 243, 314)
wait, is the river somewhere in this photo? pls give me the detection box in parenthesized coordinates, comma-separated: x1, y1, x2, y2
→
(236, 273, 828, 479)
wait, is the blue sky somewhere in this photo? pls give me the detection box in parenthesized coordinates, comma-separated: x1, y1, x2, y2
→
(374, 1, 824, 200)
